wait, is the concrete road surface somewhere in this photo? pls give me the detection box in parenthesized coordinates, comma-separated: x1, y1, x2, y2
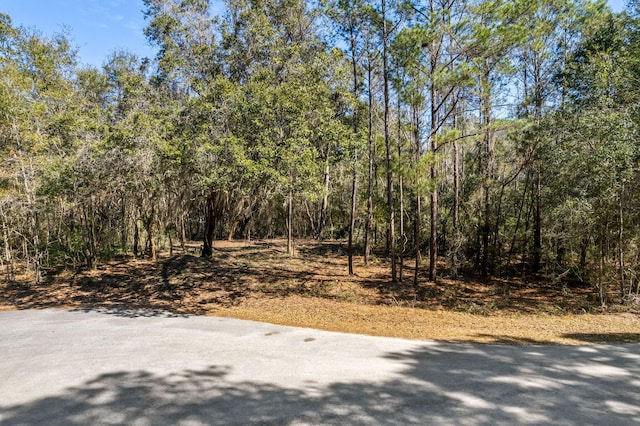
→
(1, 308, 639, 425)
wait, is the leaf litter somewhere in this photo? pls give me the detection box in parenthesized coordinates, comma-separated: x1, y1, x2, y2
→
(1, 240, 638, 345)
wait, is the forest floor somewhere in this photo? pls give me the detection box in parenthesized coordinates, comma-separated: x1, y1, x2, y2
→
(1, 239, 639, 345)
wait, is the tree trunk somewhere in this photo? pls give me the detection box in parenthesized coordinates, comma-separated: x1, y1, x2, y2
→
(202, 209, 215, 258)
(1, 207, 14, 281)
(532, 50, 543, 274)
(364, 55, 374, 265)
(382, 0, 396, 282)
(348, 169, 357, 275)
(579, 237, 588, 270)
(304, 200, 317, 236)
(287, 190, 294, 256)
(480, 70, 492, 277)
(22, 162, 41, 281)
(490, 184, 506, 273)
(481, 190, 490, 277)
(318, 149, 331, 241)
(348, 29, 359, 275)
(228, 216, 241, 241)
(450, 137, 460, 278)
(32, 210, 41, 285)
(429, 174, 438, 281)
(412, 106, 421, 287)
(180, 213, 186, 253)
(168, 227, 174, 257)
(429, 82, 438, 282)
(506, 171, 530, 272)
(83, 202, 96, 270)
(532, 170, 542, 273)
(399, 173, 404, 282)
(202, 192, 222, 258)
(144, 209, 156, 261)
(120, 195, 128, 254)
(521, 187, 536, 279)
(397, 88, 405, 282)
(618, 187, 625, 301)
(599, 223, 605, 307)
(133, 219, 140, 258)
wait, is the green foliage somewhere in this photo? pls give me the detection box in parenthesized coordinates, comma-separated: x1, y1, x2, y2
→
(1, 0, 640, 303)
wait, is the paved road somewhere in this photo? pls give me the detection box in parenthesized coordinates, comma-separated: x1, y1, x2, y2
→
(0, 309, 639, 425)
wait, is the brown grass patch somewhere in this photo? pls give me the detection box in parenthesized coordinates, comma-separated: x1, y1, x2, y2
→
(1, 239, 638, 345)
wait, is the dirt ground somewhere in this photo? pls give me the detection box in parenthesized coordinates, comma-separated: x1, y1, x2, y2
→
(1, 239, 639, 345)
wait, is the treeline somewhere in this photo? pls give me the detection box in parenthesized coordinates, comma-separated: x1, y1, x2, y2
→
(1, 0, 639, 304)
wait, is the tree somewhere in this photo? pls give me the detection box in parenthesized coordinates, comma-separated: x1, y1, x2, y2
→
(543, 4, 639, 303)
(381, 0, 397, 282)
(324, 0, 368, 274)
(0, 17, 79, 275)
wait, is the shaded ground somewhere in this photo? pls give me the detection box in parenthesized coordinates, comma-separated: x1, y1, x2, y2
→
(1, 239, 638, 344)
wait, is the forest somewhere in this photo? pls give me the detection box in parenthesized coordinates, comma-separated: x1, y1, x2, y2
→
(1, 0, 640, 308)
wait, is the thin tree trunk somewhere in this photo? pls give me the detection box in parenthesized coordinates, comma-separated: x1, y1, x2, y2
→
(364, 56, 374, 265)
(399, 174, 404, 282)
(429, 173, 437, 281)
(427, 4, 440, 283)
(145, 209, 156, 261)
(1, 206, 14, 281)
(480, 70, 492, 277)
(492, 184, 506, 273)
(618, 187, 625, 302)
(180, 212, 186, 253)
(521, 186, 536, 279)
(32, 210, 41, 285)
(532, 52, 543, 274)
(429, 82, 438, 282)
(412, 105, 421, 287)
(506, 171, 531, 271)
(532, 170, 542, 273)
(451, 138, 459, 278)
(599, 223, 605, 307)
(382, 0, 396, 282)
(318, 149, 331, 241)
(287, 190, 294, 256)
(121, 195, 128, 254)
(349, 169, 357, 275)
(22, 161, 41, 282)
(304, 200, 317, 236)
(397, 87, 404, 282)
(133, 219, 140, 258)
(481, 181, 490, 276)
(348, 24, 359, 276)
(83, 203, 96, 270)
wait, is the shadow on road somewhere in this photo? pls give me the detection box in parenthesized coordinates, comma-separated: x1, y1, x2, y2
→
(563, 332, 640, 344)
(2, 342, 639, 424)
(70, 307, 192, 319)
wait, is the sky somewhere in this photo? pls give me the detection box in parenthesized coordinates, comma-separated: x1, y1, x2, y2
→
(0, 0, 630, 68)
(0, 0, 157, 67)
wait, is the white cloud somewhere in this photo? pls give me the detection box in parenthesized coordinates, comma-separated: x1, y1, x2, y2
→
(124, 21, 141, 31)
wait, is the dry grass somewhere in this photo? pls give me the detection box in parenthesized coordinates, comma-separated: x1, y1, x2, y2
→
(210, 297, 640, 345)
(1, 239, 639, 345)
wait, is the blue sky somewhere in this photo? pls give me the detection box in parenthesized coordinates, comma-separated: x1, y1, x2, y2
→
(608, 0, 627, 11)
(0, 0, 156, 67)
(0, 0, 630, 68)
